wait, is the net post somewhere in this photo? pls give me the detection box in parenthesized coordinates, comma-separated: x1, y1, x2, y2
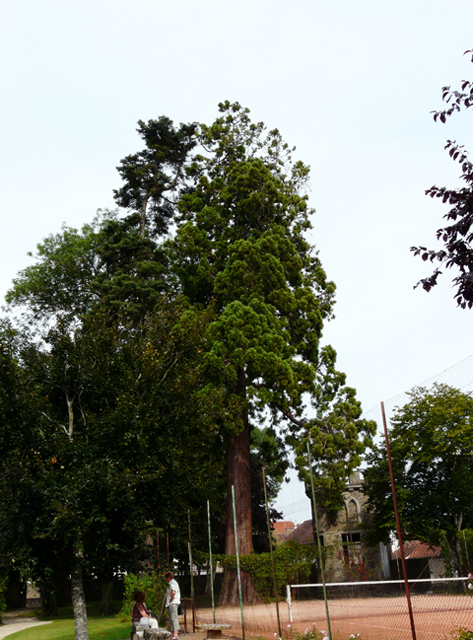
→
(286, 584, 293, 623)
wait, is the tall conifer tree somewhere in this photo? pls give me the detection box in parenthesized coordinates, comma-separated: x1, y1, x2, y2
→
(170, 102, 336, 602)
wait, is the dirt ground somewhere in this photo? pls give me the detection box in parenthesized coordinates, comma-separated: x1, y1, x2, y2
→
(194, 593, 473, 640)
(2, 594, 471, 640)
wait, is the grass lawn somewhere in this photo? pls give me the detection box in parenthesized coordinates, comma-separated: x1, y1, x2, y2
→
(5, 616, 130, 640)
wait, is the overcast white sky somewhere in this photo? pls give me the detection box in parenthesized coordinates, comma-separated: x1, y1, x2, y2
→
(2, 0, 473, 524)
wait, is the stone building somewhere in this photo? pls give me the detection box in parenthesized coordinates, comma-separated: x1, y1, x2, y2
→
(286, 471, 390, 583)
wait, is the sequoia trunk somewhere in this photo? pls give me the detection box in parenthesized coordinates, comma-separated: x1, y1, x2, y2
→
(219, 378, 259, 604)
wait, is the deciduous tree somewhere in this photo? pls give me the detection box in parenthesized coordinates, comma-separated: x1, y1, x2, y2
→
(1, 218, 225, 638)
(293, 345, 376, 524)
(363, 384, 473, 569)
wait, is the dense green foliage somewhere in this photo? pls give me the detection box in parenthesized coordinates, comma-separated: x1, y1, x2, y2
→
(5, 214, 107, 322)
(293, 345, 376, 515)
(0, 102, 373, 621)
(457, 529, 473, 577)
(172, 103, 335, 425)
(167, 103, 372, 567)
(1, 228, 227, 628)
(118, 571, 168, 624)
(114, 117, 196, 239)
(195, 541, 319, 601)
(364, 384, 473, 566)
(0, 303, 225, 592)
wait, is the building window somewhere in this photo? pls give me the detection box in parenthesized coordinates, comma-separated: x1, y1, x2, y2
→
(347, 499, 359, 522)
(341, 533, 362, 565)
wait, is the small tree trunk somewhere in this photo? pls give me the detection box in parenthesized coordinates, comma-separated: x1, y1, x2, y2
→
(40, 586, 58, 617)
(71, 536, 89, 640)
(100, 581, 115, 615)
(205, 561, 217, 595)
(219, 384, 260, 604)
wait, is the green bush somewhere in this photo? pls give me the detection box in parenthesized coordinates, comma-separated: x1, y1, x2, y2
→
(118, 571, 168, 624)
(457, 530, 473, 577)
(195, 541, 321, 602)
(448, 629, 473, 640)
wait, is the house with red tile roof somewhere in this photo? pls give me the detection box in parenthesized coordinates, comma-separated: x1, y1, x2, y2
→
(272, 520, 296, 544)
(392, 540, 445, 579)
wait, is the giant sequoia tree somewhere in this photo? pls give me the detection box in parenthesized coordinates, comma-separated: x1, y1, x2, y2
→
(110, 102, 372, 604)
(169, 102, 337, 603)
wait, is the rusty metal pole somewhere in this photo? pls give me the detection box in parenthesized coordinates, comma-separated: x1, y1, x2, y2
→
(262, 467, 282, 639)
(307, 442, 333, 640)
(381, 401, 417, 640)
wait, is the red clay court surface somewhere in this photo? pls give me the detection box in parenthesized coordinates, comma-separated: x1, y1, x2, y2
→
(197, 594, 473, 640)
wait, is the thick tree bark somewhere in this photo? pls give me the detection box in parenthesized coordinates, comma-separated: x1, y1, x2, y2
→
(71, 536, 89, 640)
(219, 378, 260, 604)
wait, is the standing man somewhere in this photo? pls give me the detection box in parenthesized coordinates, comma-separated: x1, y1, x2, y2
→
(165, 571, 181, 640)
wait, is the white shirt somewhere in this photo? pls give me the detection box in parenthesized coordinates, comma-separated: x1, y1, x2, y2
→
(166, 578, 180, 606)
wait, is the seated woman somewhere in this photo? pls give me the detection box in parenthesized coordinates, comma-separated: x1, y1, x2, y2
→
(132, 590, 158, 629)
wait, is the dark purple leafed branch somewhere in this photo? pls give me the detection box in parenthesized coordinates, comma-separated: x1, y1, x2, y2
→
(411, 50, 473, 309)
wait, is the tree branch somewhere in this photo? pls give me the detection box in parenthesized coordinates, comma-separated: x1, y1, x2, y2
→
(280, 409, 306, 429)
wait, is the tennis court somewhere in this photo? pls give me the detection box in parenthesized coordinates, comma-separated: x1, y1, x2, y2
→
(288, 592, 473, 640)
(197, 581, 473, 640)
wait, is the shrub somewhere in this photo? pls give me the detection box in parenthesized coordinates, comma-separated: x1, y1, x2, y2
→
(195, 542, 321, 602)
(448, 629, 473, 640)
(118, 571, 168, 624)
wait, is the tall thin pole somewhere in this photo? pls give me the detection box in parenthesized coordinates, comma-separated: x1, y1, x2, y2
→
(462, 530, 470, 574)
(166, 529, 170, 566)
(157, 529, 160, 567)
(307, 442, 333, 640)
(188, 511, 195, 603)
(207, 501, 216, 623)
(262, 467, 282, 638)
(232, 485, 245, 640)
(381, 401, 417, 640)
